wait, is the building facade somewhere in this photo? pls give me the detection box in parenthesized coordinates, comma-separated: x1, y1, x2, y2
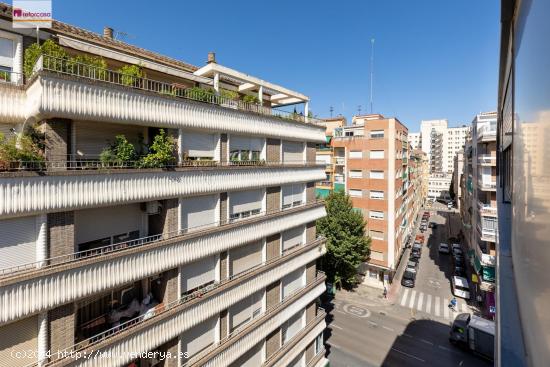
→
(408, 132, 421, 150)
(332, 114, 420, 289)
(315, 117, 346, 199)
(496, 0, 550, 365)
(0, 4, 329, 367)
(453, 150, 464, 210)
(460, 112, 497, 320)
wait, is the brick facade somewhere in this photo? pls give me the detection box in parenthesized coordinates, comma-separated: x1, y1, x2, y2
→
(266, 233, 281, 261)
(220, 310, 228, 339)
(220, 192, 228, 224)
(48, 211, 75, 264)
(265, 328, 282, 358)
(162, 199, 179, 235)
(266, 280, 281, 308)
(157, 337, 179, 367)
(306, 142, 316, 163)
(266, 138, 281, 162)
(220, 251, 228, 281)
(306, 221, 316, 243)
(306, 182, 316, 203)
(220, 133, 228, 163)
(44, 119, 71, 169)
(160, 268, 179, 304)
(306, 261, 316, 284)
(266, 186, 281, 213)
(49, 303, 75, 360)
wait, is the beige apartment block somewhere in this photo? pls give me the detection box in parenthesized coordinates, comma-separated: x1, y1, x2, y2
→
(0, 4, 329, 367)
(315, 116, 346, 199)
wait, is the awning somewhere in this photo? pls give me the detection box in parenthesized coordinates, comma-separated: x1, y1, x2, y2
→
(315, 188, 330, 199)
(472, 274, 479, 284)
(473, 255, 482, 274)
(482, 266, 495, 282)
(326, 136, 332, 144)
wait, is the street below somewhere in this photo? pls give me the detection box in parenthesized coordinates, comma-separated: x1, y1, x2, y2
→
(323, 205, 492, 366)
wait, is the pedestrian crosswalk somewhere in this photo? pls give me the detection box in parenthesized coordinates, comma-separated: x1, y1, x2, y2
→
(398, 289, 470, 319)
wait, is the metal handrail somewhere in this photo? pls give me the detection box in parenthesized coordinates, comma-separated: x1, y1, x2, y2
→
(43, 239, 326, 364)
(0, 159, 322, 172)
(0, 69, 23, 86)
(34, 54, 324, 125)
(0, 200, 324, 277)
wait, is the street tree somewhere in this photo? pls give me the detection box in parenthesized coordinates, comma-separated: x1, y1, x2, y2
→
(317, 190, 371, 289)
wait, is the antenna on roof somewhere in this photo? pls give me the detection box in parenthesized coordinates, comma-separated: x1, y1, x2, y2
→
(369, 38, 375, 114)
(114, 30, 135, 41)
(358, 105, 362, 115)
(329, 106, 334, 118)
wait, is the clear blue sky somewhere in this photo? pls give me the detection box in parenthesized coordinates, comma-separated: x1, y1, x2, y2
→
(38, 0, 499, 132)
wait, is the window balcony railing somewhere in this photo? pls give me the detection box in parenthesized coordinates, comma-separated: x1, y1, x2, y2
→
(477, 154, 496, 166)
(477, 222, 497, 242)
(0, 158, 321, 173)
(477, 125, 497, 141)
(477, 178, 497, 191)
(0, 69, 23, 86)
(316, 180, 332, 187)
(477, 200, 498, 216)
(33, 54, 324, 126)
(41, 240, 326, 367)
(333, 157, 345, 165)
(0, 199, 324, 277)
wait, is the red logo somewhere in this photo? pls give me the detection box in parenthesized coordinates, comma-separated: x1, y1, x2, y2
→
(13, 8, 22, 17)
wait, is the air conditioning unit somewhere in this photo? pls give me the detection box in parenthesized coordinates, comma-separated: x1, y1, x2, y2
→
(146, 201, 162, 215)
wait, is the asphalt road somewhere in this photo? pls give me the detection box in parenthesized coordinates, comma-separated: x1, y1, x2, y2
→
(323, 205, 492, 367)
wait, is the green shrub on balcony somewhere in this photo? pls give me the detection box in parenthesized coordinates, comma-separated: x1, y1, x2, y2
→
(242, 94, 260, 104)
(139, 129, 176, 168)
(24, 39, 67, 78)
(186, 86, 216, 102)
(67, 54, 108, 80)
(119, 64, 145, 87)
(0, 130, 45, 170)
(220, 88, 239, 100)
(99, 135, 137, 166)
(0, 69, 9, 82)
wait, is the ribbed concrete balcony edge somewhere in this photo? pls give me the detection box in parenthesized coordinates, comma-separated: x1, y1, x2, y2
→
(194, 276, 326, 367)
(0, 165, 324, 218)
(0, 205, 326, 325)
(47, 245, 326, 367)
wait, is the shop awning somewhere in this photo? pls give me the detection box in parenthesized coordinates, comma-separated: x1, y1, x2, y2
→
(483, 266, 495, 282)
(326, 136, 332, 144)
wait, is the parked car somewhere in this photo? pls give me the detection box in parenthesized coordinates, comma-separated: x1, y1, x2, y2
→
(406, 260, 418, 271)
(409, 254, 420, 264)
(454, 265, 467, 277)
(451, 243, 462, 251)
(412, 242, 423, 252)
(428, 222, 437, 228)
(453, 254, 465, 267)
(420, 225, 426, 233)
(410, 249, 421, 259)
(401, 269, 417, 288)
(424, 211, 430, 217)
(452, 275, 471, 299)
(452, 247, 464, 256)
(438, 243, 450, 254)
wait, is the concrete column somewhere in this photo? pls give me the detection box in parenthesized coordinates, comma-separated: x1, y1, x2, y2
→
(213, 73, 220, 94)
(258, 85, 263, 104)
(37, 312, 48, 366)
(178, 129, 183, 164)
(304, 101, 309, 122)
(36, 214, 47, 268)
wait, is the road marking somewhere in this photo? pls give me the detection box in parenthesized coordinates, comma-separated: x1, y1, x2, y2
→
(400, 288, 409, 307)
(382, 325, 394, 332)
(334, 309, 346, 315)
(409, 290, 417, 308)
(435, 296, 441, 317)
(368, 320, 378, 326)
(391, 347, 426, 362)
(420, 338, 434, 345)
(402, 333, 413, 338)
(426, 294, 432, 314)
(417, 292, 424, 311)
(444, 298, 450, 319)
(438, 345, 452, 352)
(331, 323, 343, 330)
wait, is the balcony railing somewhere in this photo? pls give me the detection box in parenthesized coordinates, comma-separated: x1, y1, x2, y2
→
(477, 125, 497, 141)
(477, 222, 497, 241)
(477, 154, 496, 166)
(34, 55, 323, 126)
(0, 158, 320, 173)
(43, 240, 326, 366)
(477, 179, 497, 191)
(0, 69, 23, 86)
(478, 201, 498, 216)
(316, 180, 332, 187)
(333, 157, 345, 165)
(0, 200, 324, 277)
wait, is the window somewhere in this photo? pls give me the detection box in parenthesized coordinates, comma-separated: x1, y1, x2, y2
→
(282, 141, 304, 163)
(369, 190, 384, 200)
(182, 131, 217, 160)
(282, 183, 305, 209)
(0, 37, 14, 82)
(369, 230, 384, 240)
(370, 150, 384, 159)
(349, 150, 362, 159)
(282, 226, 305, 253)
(229, 189, 263, 221)
(349, 170, 362, 178)
(370, 130, 384, 139)
(369, 170, 384, 179)
(349, 189, 362, 197)
(315, 333, 324, 354)
(369, 211, 384, 220)
(370, 251, 384, 261)
(282, 310, 305, 344)
(230, 135, 263, 162)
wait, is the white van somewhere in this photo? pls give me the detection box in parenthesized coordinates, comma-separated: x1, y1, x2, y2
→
(452, 276, 471, 299)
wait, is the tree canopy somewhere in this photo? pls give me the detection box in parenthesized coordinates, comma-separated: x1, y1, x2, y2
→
(317, 190, 371, 289)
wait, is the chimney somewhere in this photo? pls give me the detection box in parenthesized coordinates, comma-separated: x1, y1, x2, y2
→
(103, 27, 113, 40)
(207, 52, 216, 64)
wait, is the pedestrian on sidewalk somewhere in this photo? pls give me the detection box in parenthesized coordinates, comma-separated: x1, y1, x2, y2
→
(383, 286, 388, 299)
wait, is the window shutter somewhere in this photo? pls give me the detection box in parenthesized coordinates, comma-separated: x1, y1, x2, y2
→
(180, 315, 217, 357)
(282, 141, 304, 163)
(282, 267, 305, 299)
(181, 130, 216, 158)
(229, 290, 263, 330)
(0, 216, 37, 270)
(180, 194, 218, 232)
(229, 241, 262, 276)
(180, 255, 217, 293)
(282, 226, 304, 251)
(230, 189, 263, 214)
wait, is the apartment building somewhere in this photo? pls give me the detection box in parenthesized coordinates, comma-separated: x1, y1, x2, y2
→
(0, 4, 329, 367)
(315, 117, 346, 199)
(460, 112, 497, 320)
(332, 114, 417, 289)
(408, 132, 420, 150)
(496, 1, 550, 364)
(453, 151, 464, 211)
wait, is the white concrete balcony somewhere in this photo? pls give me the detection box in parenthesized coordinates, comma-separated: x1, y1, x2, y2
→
(477, 154, 496, 166)
(477, 222, 497, 242)
(477, 200, 498, 217)
(477, 178, 497, 192)
(0, 165, 325, 218)
(46, 247, 326, 367)
(477, 125, 497, 142)
(0, 204, 326, 325)
(0, 56, 325, 143)
(193, 277, 326, 367)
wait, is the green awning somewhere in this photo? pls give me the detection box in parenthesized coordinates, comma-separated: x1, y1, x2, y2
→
(326, 136, 332, 144)
(482, 266, 495, 282)
(315, 188, 331, 199)
(473, 255, 482, 274)
(334, 183, 345, 192)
